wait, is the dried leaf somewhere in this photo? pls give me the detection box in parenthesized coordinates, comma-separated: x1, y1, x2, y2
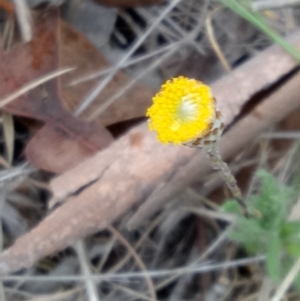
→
(0, 9, 113, 172)
(0, 0, 14, 15)
(59, 21, 154, 126)
(25, 119, 112, 173)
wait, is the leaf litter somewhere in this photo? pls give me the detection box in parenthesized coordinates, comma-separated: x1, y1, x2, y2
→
(1, 1, 300, 301)
(0, 8, 114, 173)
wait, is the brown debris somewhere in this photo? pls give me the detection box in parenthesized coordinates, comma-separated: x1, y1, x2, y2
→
(0, 9, 114, 173)
(59, 21, 154, 127)
(1, 72, 300, 275)
(0, 0, 14, 15)
(1, 29, 300, 274)
(1, 8, 155, 173)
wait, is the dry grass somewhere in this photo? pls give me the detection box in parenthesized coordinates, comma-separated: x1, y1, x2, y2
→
(1, 0, 300, 300)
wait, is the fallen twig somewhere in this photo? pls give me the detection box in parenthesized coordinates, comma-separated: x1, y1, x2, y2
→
(12, 0, 32, 42)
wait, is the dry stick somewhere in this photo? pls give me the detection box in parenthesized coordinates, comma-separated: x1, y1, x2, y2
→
(87, 14, 206, 121)
(75, 240, 101, 301)
(0, 192, 6, 301)
(205, 6, 231, 72)
(257, 278, 275, 301)
(271, 257, 300, 301)
(28, 287, 83, 301)
(183, 207, 236, 223)
(268, 196, 300, 301)
(107, 213, 165, 274)
(107, 226, 157, 301)
(110, 283, 154, 301)
(70, 41, 182, 86)
(2, 112, 14, 166)
(155, 221, 235, 291)
(87, 44, 178, 121)
(2, 15, 14, 50)
(95, 238, 116, 272)
(0, 257, 264, 283)
(12, 0, 32, 42)
(75, 0, 182, 116)
(0, 68, 74, 109)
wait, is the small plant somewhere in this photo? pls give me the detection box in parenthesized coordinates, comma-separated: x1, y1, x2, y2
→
(146, 77, 300, 290)
(223, 170, 300, 287)
(147, 76, 248, 213)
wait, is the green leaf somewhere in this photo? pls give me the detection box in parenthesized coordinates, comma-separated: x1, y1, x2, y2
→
(281, 221, 300, 238)
(228, 217, 266, 254)
(223, 169, 298, 273)
(286, 242, 300, 257)
(248, 170, 295, 231)
(221, 199, 241, 215)
(266, 235, 281, 282)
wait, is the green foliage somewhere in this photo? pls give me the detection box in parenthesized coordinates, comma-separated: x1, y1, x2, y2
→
(222, 170, 300, 283)
(266, 234, 281, 282)
(218, 0, 300, 63)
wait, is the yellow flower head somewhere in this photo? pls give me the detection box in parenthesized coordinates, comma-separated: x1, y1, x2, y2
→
(146, 76, 216, 144)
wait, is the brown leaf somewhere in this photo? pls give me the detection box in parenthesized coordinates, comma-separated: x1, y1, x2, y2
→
(0, 9, 113, 172)
(25, 118, 113, 173)
(0, 0, 14, 15)
(59, 21, 154, 126)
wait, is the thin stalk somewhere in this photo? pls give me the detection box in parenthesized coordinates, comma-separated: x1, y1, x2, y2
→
(207, 149, 249, 215)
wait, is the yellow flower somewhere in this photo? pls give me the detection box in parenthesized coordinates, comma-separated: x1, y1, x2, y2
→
(146, 76, 216, 144)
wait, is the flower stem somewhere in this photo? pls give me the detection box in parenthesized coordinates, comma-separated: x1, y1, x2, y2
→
(207, 149, 249, 216)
